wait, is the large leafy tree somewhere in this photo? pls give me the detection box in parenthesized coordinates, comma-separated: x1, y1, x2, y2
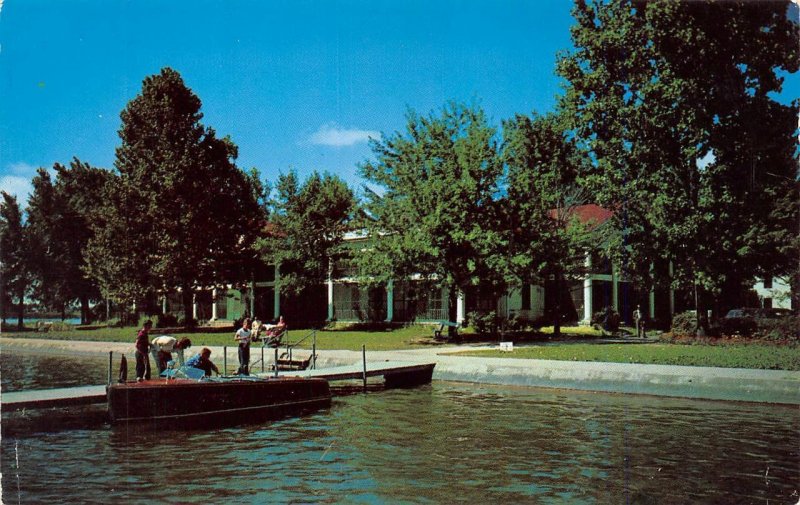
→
(258, 171, 355, 297)
(85, 67, 265, 324)
(359, 103, 503, 336)
(558, 0, 799, 326)
(54, 159, 111, 323)
(502, 112, 596, 336)
(1, 192, 29, 328)
(26, 168, 67, 315)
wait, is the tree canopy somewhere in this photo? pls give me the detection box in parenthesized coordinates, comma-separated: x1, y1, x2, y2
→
(258, 170, 355, 297)
(0, 192, 29, 328)
(557, 0, 799, 322)
(84, 67, 265, 323)
(359, 103, 503, 334)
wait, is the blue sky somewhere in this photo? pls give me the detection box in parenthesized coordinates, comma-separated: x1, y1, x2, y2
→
(0, 1, 797, 204)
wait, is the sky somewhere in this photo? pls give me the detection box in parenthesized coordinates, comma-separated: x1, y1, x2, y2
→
(0, 0, 798, 205)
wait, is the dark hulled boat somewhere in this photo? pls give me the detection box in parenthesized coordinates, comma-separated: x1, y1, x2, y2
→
(107, 375, 331, 427)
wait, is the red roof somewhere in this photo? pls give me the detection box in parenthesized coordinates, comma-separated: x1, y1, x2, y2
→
(549, 204, 613, 228)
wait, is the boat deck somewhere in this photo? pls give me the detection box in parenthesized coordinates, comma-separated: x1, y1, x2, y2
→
(2, 361, 436, 411)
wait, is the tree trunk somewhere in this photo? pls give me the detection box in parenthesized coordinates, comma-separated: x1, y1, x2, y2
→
(553, 270, 562, 338)
(16, 291, 24, 330)
(447, 285, 458, 340)
(80, 295, 90, 324)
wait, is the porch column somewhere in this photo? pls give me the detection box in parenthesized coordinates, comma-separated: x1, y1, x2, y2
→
(456, 290, 465, 324)
(249, 280, 255, 317)
(327, 270, 334, 321)
(583, 254, 593, 324)
(162, 295, 167, 314)
(273, 269, 281, 318)
(192, 293, 198, 320)
(649, 263, 656, 319)
(385, 280, 394, 322)
(611, 264, 619, 311)
(211, 288, 218, 320)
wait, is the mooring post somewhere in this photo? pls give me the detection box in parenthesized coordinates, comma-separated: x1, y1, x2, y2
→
(274, 346, 279, 377)
(312, 331, 316, 370)
(107, 351, 113, 385)
(223, 346, 227, 375)
(362, 344, 367, 392)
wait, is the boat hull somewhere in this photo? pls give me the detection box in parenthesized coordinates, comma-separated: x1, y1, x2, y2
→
(107, 376, 331, 427)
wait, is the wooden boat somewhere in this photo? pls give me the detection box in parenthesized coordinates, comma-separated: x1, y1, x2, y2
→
(107, 375, 331, 426)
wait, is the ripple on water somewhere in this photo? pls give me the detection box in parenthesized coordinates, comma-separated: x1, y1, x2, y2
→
(2, 356, 799, 504)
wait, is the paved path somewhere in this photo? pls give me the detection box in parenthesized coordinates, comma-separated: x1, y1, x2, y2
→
(2, 337, 798, 405)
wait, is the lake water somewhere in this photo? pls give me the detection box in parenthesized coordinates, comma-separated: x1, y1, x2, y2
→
(1, 350, 798, 504)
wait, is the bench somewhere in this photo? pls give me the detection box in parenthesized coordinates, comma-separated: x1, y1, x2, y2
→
(434, 321, 459, 339)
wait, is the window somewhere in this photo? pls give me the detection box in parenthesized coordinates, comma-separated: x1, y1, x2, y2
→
(763, 277, 773, 289)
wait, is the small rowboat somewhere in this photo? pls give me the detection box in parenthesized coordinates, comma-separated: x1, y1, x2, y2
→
(107, 374, 331, 427)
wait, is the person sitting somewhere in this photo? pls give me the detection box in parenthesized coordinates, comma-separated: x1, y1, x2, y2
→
(263, 315, 287, 346)
(251, 317, 263, 341)
(186, 347, 220, 377)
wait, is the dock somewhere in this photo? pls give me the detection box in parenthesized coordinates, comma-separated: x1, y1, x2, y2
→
(2, 361, 436, 412)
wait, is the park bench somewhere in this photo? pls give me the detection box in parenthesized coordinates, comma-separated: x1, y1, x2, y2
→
(434, 321, 459, 339)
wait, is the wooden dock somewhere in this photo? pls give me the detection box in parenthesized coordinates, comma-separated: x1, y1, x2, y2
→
(3, 385, 107, 412)
(2, 361, 436, 411)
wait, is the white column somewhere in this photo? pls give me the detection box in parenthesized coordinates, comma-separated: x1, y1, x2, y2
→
(456, 290, 465, 323)
(611, 264, 619, 312)
(249, 280, 255, 317)
(211, 288, 218, 320)
(162, 295, 167, 314)
(273, 269, 281, 319)
(326, 259, 334, 321)
(649, 262, 656, 319)
(385, 280, 394, 322)
(192, 293, 198, 320)
(583, 255, 593, 324)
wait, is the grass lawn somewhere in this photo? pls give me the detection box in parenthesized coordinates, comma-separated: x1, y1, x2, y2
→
(457, 343, 800, 371)
(0, 325, 444, 351)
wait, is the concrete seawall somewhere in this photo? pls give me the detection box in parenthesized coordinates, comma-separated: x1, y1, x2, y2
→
(3, 338, 798, 405)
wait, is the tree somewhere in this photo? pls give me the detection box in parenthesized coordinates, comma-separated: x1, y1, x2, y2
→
(26, 168, 68, 315)
(502, 112, 596, 337)
(0, 192, 29, 329)
(557, 0, 799, 329)
(54, 159, 111, 323)
(85, 67, 265, 324)
(258, 171, 355, 298)
(359, 103, 503, 337)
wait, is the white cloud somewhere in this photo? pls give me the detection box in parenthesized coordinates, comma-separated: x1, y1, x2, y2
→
(0, 175, 33, 203)
(1, 162, 48, 204)
(309, 124, 379, 147)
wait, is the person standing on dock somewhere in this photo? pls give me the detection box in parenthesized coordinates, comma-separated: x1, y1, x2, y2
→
(135, 320, 153, 381)
(235, 318, 253, 375)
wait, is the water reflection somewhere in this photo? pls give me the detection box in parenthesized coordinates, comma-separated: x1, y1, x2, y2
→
(1, 351, 798, 504)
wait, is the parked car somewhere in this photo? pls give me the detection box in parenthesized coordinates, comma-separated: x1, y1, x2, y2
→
(720, 308, 760, 336)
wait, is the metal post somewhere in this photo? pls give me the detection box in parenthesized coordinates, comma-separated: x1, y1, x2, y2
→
(312, 331, 316, 370)
(362, 344, 367, 392)
(108, 351, 113, 385)
(261, 346, 265, 373)
(274, 346, 279, 377)
(223, 346, 227, 376)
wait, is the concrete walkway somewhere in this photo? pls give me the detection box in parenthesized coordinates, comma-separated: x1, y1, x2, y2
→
(2, 337, 798, 405)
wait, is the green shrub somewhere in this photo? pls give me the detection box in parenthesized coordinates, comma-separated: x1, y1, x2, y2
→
(156, 313, 179, 328)
(591, 306, 620, 332)
(49, 321, 74, 332)
(753, 316, 800, 341)
(671, 311, 698, 336)
(467, 311, 499, 336)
